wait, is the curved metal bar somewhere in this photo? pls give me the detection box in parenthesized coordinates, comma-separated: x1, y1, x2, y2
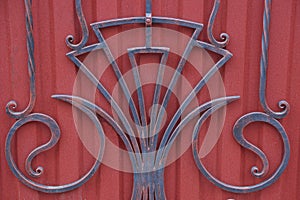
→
(22, 114, 60, 178)
(66, 51, 143, 166)
(150, 28, 202, 154)
(92, 17, 202, 157)
(91, 16, 203, 30)
(259, 0, 289, 119)
(91, 28, 145, 142)
(66, 0, 89, 50)
(6, 104, 105, 193)
(52, 94, 140, 171)
(6, 0, 36, 119)
(192, 111, 290, 193)
(233, 113, 269, 178)
(207, 0, 229, 48)
(156, 41, 232, 159)
(157, 96, 239, 167)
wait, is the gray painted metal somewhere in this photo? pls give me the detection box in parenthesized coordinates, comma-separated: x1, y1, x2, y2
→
(5, 0, 290, 199)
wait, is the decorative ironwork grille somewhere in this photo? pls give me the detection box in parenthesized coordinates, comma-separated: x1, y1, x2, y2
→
(5, 0, 290, 199)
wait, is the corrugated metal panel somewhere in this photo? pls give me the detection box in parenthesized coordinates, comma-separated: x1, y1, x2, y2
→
(0, 0, 299, 199)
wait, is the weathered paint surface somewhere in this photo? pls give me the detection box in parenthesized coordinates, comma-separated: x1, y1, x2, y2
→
(0, 0, 300, 199)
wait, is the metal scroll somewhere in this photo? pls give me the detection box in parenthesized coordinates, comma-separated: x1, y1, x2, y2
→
(5, 0, 105, 193)
(6, 0, 36, 119)
(192, 0, 290, 193)
(5, 0, 290, 199)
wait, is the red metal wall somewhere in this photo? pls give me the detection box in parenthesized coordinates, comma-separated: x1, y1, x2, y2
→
(0, 0, 300, 199)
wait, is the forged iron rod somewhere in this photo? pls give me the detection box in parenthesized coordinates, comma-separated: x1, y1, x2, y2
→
(259, 0, 289, 119)
(5, 0, 290, 198)
(6, 0, 36, 119)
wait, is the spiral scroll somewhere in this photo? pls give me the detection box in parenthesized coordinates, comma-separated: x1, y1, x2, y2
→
(192, 0, 290, 194)
(66, 0, 89, 50)
(5, 0, 104, 194)
(6, 0, 291, 197)
(6, 102, 105, 193)
(192, 111, 290, 193)
(207, 0, 230, 48)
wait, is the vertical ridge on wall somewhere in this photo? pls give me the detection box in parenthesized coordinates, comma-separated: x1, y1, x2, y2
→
(0, 1, 17, 199)
(82, 1, 99, 199)
(285, 1, 300, 200)
(261, 1, 294, 199)
(35, 1, 58, 200)
(221, 0, 248, 199)
(179, 1, 202, 200)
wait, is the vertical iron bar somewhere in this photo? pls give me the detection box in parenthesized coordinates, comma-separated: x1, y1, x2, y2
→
(145, 0, 152, 47)
(259, 0, 289, 119)
(6, 0, 36, 119)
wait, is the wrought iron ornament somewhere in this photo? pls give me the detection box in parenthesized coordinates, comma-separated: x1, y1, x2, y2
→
(6, 0, 290, 199)
(6, 0, 36, 119)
